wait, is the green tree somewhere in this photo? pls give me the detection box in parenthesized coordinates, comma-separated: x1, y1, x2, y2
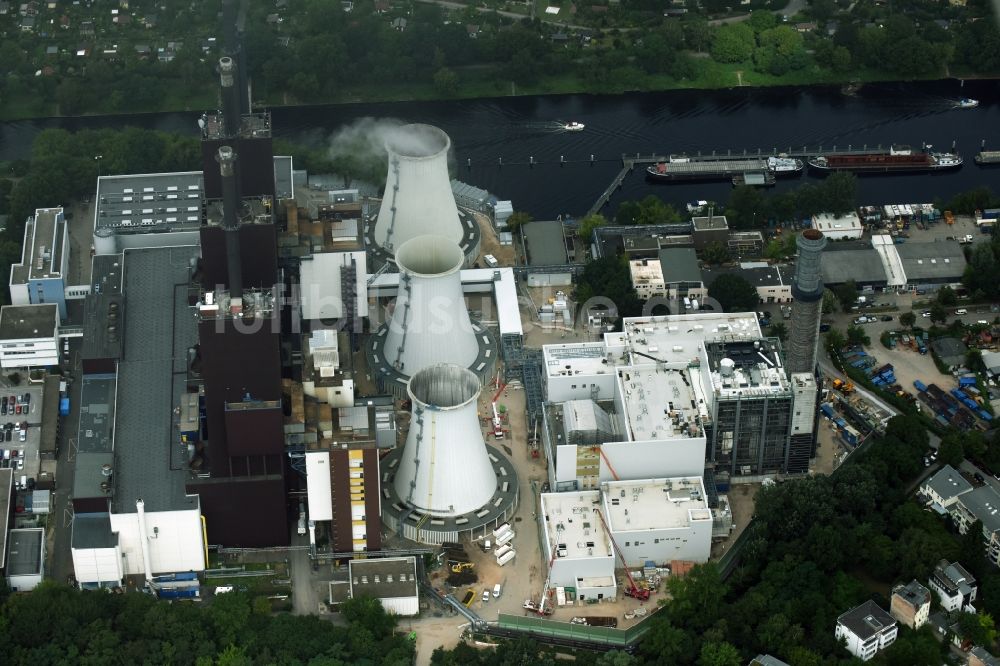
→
(432, 67, 459, 95)
(937, 434, 965, 468)
(505, 211, 532, 232)
(929, 303, 947, 324)
(700, 241, 730, 265)
(957, 612, 996, 646)
(899, 311, 916, 329)
(577, 213, 608, 242)
(846, 324, 870, 347)
(769, 322, 788, 342)
(826, 327, 846, 353)
(832, 280, 859, 311)
(822, 289, 838, 314)
(697, 641, 741, 666)
(821, 173, 858, 215)
(936, 285, 957, 307)
(708, 274, 760, 312)
(711, 23, 755, 63)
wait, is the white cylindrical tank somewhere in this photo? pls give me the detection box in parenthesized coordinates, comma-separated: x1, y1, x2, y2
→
(373, 124, 463, 254)
(93, 227, 117, 255)
(382, 235, 479, 377)
(393, 364, 497, 517)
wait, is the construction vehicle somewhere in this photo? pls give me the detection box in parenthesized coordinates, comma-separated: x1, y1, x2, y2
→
(594, 508, 650, 601)
(831, 378, 855, 394)
(451, 562, 475, 574)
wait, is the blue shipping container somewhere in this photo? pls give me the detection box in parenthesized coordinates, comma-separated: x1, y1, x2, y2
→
(959, 376, 978, 387)
(158, 588, 200, 600)
(914, 380, 927, 392)
(981, 411, 994, 422)
(59, 397, 70, 416)
(821, 403, 836, 419)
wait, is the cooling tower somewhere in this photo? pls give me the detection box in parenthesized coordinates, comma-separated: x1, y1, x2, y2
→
(786, 229, 828, 374)
(393, 364, 497, 517)
(374, 235, 484, 379)
(368, 124, 480, 268)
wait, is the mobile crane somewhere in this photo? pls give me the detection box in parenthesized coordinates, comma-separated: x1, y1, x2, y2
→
(594, 507, 650, 601)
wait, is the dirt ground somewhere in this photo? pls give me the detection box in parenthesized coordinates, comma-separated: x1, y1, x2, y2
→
(872, 340, 956, 395)
(474, 211, 515, 266)
(812, 418, 847, 476)
(710, 483, 759, 559)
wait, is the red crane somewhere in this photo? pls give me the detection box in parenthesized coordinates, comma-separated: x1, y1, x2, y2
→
(594, 446, 620, 481)
(594, 507, 649, 601)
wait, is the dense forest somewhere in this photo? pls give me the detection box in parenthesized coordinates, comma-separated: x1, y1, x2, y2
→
(434, 414, 1000, 664)
(0, 584, 413, 665)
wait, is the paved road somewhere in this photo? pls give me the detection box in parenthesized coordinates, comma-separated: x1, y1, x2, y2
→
(414, 0, 593, 30)
(289, 532, 325, 615)
(48, 343, 81, 584)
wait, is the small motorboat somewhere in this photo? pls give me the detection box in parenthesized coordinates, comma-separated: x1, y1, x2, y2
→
(564, 121, 585, 131)
(956, 98, 979, 109)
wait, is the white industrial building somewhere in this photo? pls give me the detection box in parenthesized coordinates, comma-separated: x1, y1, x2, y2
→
(812, 211, 863, 240)
(0, 303, 60, 369)
(539, 476, 712, 601)
(542, 312, 815, 490)
(347, 557, 419, 616)
(299, 250, 369, 321)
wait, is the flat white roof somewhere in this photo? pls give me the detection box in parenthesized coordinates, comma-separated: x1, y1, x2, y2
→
(602, 477, 712, 531)
(871, 235, 907, 287)
(369, 266, 522, 336)
(544, 342, 609, 378)
(616, 365, 702, 441)
(622, 313, 761, 364)
(305, 451, 333, 521)
(629, 259, 664, 285)
(813, 211, 862, 231)
(540, 490, 613, 561)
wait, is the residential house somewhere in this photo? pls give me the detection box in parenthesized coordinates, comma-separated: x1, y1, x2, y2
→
(890, 580, 931, 629)
(951, 484, 1000, 566)
(265, 12, 281, 24)
(749, 657, 790, 666)
(391, 17, 406, 31)
(59, 14, 69, 29)
(80, 20, 94, 36)
(969, 646, 1000, 666)
(794, 22, 817, 32)
(919, 464, 973, 513)
(929, 560, 977, 612)
(19, 15, 35, 31)
(134, 44, 151, 59)
(142, 14, 157, 28)
(0, 2, 10, 15)
(835, 600, 898, 661)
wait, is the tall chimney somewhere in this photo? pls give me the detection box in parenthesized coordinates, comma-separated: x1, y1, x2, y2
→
(218, 56, 240, 138)
(216, 146, 243, 309)
(786, 229, 828, 374)
(221, 0, 250, 113)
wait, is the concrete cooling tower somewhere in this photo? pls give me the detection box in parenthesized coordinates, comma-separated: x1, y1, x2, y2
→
(367, 235, 495, 396)
(381, 364, 518, 545)
(365, 124, 480, 269)
(393, 365, 496, 516)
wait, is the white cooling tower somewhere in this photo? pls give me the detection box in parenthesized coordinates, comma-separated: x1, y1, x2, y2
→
(373, 124, 463, 252)
(381, 235, 479, 377)
(393, 364, 497, 516)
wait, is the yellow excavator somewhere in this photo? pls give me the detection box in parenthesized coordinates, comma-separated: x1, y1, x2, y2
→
(451, 562, 475, 574)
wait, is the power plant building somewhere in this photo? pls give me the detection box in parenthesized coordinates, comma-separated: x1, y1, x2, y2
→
(539, 476, 712, 598)
(541, 312, 815, 490)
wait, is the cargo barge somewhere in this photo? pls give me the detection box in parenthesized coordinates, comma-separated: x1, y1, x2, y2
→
(646, 155, 802, 182)
(807, 145, 962, 173)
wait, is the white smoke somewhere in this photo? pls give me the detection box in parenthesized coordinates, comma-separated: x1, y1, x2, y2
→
(325, 117, 406, 164)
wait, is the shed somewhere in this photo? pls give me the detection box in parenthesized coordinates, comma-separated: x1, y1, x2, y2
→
(6, 528, 45, 592)
(347, 557, 419, 616)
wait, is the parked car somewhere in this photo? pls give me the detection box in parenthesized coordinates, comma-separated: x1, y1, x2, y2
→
(2, 397, 7, 415)
(22, 394, 29, 405)
(880, 315, 893, 322)
(482, 590, 490, 603)
(975, 473, 986, 484)
(921, 311, 932, 318)
(956, 309, 968, 315)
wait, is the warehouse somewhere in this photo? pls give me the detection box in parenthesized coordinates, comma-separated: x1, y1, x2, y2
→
(6, 528, 44, 592)
(347, 557, 419, 616)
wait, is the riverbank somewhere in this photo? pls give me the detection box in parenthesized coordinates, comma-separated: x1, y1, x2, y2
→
(0, 62, 988, 123)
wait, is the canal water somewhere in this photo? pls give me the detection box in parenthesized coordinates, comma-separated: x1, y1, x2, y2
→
(2, 80, 998, 219)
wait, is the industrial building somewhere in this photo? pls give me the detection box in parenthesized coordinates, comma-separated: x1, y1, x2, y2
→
(702, 263, 793, 304)
(539, 477, 712, 599)
(345, 557, 419, 616)
(381, 364, 518, 544)
(627, 248, 707, 304)
(365, 124, 480, 269)
(8, 207, 72, 319)
(820, 238, 966, 291)
(541, 312, 815, 490)
(812, 211, 863, 240)
(6, 528, 44, 592)
(70, 247, 207, 590)
(0, 303, 59, 369)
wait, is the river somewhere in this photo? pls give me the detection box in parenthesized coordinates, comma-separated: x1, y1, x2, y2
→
(2, 80, 999, 219)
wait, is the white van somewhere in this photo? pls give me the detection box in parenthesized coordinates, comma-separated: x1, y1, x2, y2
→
(484, 254, 499, 268)
(493, 583, 502, 599)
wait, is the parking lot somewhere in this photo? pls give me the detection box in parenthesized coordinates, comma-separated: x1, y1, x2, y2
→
(0, 378, 45, 485)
